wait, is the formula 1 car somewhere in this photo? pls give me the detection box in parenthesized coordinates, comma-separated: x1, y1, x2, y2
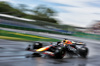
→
(26, 41, 89, 59)
(26, 42, 66, 59)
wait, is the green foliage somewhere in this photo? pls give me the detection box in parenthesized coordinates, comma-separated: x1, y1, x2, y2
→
(0, 2, 13, 13)
(18, 4, 29, 12)
(0, 1, 25, 16)
(0, 1, 58, 24)
(32, 5, 56, 18)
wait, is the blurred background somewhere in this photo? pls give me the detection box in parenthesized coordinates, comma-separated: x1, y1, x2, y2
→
(0, 1, 100, 66)
(0, 0, 100, 41)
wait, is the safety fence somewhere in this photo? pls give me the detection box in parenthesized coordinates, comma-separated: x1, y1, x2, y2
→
(0, 24, 72, 35)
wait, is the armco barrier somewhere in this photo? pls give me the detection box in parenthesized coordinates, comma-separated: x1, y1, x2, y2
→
(0, 24, 72, 35)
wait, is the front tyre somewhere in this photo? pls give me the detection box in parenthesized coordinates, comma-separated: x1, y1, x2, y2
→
(54, 47, 66, 59)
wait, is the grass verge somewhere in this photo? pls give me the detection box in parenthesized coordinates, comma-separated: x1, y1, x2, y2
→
(0, 30, 60, 42)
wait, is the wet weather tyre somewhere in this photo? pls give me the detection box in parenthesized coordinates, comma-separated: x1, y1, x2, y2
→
(54, 47, 66, 59)
(33, 42, 43, 49)
(78, 47, 89, 58)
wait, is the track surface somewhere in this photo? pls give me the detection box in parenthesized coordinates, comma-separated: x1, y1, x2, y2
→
(0, 38, 100, 66)
(0, 28, 100, 66)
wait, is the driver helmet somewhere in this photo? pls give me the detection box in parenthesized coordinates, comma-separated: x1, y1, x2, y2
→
(63, 39, 72, 45)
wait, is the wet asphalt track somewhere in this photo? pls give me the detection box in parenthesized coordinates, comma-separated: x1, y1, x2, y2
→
(0, 38, 100, 66)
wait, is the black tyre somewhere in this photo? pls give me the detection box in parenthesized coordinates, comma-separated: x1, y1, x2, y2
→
(26, 45, 31, 50)
(33, 42, 43, 49)
(54, 47, 66, 59)
(32, 53, 41, 57)
(78, 47, 89, 58)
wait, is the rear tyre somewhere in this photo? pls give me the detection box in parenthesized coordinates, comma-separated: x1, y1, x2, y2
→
(78, 47, 89, 58)
(33, 42, 43, 49)
(32, 53, 41, 57)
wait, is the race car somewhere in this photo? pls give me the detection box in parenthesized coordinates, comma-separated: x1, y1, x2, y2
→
(26, 41, 89, 59)
(26, 42, 66, 59)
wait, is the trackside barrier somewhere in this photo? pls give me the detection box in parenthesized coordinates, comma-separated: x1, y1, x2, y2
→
(0, 24, 72, 35)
